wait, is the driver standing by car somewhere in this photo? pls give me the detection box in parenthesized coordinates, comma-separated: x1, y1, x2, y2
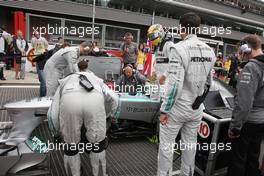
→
(116, 64, 146, 94)
(149, 13, 216, 176)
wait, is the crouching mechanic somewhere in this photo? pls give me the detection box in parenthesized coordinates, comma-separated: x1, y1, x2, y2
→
(150, 13, 216, 176)
(48, 60, 118, 176)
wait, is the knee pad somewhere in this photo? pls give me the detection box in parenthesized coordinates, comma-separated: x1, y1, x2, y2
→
(64, 143, 79, 156)
(92, 137, 109, 153)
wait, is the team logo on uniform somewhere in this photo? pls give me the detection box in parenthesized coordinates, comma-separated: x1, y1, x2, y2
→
(191, 57, 212, 62)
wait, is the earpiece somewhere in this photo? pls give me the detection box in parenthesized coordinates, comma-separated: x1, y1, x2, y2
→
(122, 64, 133, 72)
(240, 40, 252, 54)
(82, 58, 89, 62)
(83, 46, 90, 51)
(124, 36, 133, 40)
(123, 64, 135, 74)
(124, 32, 133, 40)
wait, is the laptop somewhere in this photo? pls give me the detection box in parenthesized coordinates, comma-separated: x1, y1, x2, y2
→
(203, 91, 233, 119)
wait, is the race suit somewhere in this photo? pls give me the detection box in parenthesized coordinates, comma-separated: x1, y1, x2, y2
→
(44, 46, 81, 97)
(157, 34, 216, 176)
(48, 71, 118, 176)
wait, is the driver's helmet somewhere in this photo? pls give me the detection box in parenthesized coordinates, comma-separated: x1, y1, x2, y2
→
(147, 24, 165, 46)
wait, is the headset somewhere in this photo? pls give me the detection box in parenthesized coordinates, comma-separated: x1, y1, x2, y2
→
(83, 46, 90, 51)
(121, 64, 139, 95)
(239, 40, 252, 54)
(124, 32, 134, 40)
(122, 64, 135, 74)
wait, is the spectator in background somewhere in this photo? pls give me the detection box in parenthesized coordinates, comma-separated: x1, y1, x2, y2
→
(224, 56, 232, 71)
(1, 25, 13, 70)
(241, 4, 247, 14)
(31, 31, 49, 97)
(52, 36, 64, 54)
(0, 29, 7, 80)
(214, 53, 224, 78)
(120, 32, 138, 68)
(13, 30, 28, 80)
(228, 54, 240, 88)
(92, 41, 99, 52)
(143, 42, 149, 53)
(1, 25, 12, 44)
(137, 43, 145, 73)
(90, 41, 101, 56)
(214, 52, 223, 67)
(31, 31, 48, 55)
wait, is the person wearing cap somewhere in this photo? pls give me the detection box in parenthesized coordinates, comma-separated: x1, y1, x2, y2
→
(48, 60, 118, 176)
(44, 41, 90, 97)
